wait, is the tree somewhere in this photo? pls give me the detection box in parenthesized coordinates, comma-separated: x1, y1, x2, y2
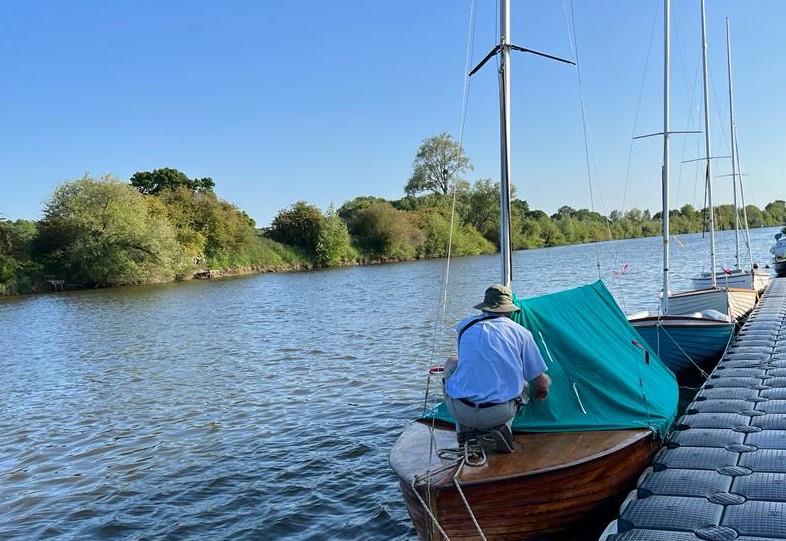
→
(765, 200, 786, 225)
(268, 201, 324, 253)
(315, 207, 355, 267)
(35, 175, 190, 286)
(405, 133, 472, 196)
(130, 167, 215, 195)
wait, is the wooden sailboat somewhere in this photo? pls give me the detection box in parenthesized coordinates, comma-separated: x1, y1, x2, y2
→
(667, 1, 757, 322)
(390, 3, 676, 539)
(390, 424, 655, 541)
(627, 0, 734, 374)
(689, 19, 770, 294)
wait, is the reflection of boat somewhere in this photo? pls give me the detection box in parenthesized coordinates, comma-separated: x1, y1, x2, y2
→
(629, 313, 733, 373)
(627, 0, 735, 374)
(390, 3, 677, 539)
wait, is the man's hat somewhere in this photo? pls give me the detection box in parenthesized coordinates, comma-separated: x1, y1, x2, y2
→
(473, 284, 520, 313)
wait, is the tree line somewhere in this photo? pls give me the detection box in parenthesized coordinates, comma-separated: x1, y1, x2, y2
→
(1, 134, 784, 294)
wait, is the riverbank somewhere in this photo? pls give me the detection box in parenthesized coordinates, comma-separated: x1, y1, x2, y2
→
(3, 172, 784, 297)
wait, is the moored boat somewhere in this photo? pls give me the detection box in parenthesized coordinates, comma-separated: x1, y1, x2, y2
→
(667, 286, 757, 322)
(628, 313, 733, 373)
(690, 268, 769, 292)
(391, 282, 677, 541)
(390, 2, 677, 539)
(626, 0, 736, 375)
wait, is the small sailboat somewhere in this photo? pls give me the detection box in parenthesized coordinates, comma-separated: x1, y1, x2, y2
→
(689, 19, 770, 294)
(665, 0, 757, 323)
(390, 3, 678, 540)
(627, 0, 734, 374)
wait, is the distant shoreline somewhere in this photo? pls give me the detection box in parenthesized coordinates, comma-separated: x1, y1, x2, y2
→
(5, 226, 783, 298)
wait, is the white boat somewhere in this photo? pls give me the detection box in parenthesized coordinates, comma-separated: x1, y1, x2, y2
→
(668, 286, 756, 322)
(774, 231, 786, 276)
(690, 268, 770, 292)
(666, 13, 759, 323)
(772, 231, 786, 260)
(688, 18, 770, 296)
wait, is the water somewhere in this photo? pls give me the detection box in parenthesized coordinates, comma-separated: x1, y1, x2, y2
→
(0, 227, 780, 540)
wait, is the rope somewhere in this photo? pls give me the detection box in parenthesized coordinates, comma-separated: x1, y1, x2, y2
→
(453, 460, 488, 541)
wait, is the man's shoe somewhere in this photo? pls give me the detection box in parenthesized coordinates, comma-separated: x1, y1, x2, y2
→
(457, 429, 481, 446)
(481, 426, 514, 453)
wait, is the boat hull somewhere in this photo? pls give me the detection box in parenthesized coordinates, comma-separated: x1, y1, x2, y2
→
(629, 316, 734, 374)
(775, 259, 786, 277)
(690, 270, 770, 292)
(667, 287, 757, 321)
(391, 423, 656, 541)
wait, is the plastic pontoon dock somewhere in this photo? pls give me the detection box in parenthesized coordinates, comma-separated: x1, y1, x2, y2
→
(601, 276, 786, 541)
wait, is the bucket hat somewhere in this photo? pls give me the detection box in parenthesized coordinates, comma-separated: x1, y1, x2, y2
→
(473, 284, 520, 313)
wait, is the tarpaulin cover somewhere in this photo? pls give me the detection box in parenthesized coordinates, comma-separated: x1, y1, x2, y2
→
(424, 280, 678, 438)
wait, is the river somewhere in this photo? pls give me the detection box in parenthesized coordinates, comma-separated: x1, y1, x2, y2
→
(0, 226, 781, 540)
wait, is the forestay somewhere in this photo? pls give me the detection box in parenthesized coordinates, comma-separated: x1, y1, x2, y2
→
(425, 280, 678, 439)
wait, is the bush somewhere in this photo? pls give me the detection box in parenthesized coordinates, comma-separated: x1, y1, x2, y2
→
(35, 175, 190, 286)
(268, 201, 324, 254)
(350, 202, 424, 259)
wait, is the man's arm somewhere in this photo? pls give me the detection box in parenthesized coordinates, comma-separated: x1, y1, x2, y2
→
(533, 373, 551, 400)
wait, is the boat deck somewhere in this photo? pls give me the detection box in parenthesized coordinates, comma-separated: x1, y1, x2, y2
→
(601, 276, 786, 540)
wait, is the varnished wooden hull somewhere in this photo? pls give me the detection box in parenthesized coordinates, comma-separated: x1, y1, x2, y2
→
(391, 423, 657, 541)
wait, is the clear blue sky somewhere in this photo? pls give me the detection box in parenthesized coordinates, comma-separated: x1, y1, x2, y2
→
(1, 1, 784, 226)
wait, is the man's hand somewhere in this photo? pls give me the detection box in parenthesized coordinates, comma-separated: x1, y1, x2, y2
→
(533, 373, 551, 401)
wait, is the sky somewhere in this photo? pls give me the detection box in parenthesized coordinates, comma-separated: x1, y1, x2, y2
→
(0, 0, 784, 227)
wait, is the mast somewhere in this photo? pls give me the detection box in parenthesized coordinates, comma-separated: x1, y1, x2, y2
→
(467, 0, 572, 289)
(700, 0, 717, 286)
(661, 0, 671, 313)
(499, 0, 513, 287)
(726, 18, 741, 270)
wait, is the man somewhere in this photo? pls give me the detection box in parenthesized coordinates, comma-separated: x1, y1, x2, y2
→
(444, 284, 551, 452)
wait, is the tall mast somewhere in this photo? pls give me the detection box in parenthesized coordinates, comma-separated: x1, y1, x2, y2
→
(499, 0, 513, 287)
(661, 0, 671, 313)
(700, 0, 717, 286)
(726, 18, 741, 270)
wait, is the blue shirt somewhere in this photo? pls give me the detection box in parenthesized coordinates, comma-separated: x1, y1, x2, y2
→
(445, 314, 548, 404)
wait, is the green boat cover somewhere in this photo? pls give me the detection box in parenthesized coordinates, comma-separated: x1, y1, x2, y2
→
(424, 280, 678, 439)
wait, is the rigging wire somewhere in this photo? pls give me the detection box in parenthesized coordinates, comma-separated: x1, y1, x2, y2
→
(562, 0, 629, 312)
(420, 1, 478, 538)
(620, 0, 660, 216)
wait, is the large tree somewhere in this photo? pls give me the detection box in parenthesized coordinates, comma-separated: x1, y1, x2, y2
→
(130, 167, 215, 195)
(405, 133, 472, 196)
(35, 175, 190, 286)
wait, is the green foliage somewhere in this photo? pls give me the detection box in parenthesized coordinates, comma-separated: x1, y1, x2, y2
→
(268, 201, 324, 254)
(405, 133, 472, 196)
(350, 202, 424, 259)
(35, 175, 190, 286)
(315, 208, 356, 267)
(130, 167, 215, 196)
(418, 211, 495, 258)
